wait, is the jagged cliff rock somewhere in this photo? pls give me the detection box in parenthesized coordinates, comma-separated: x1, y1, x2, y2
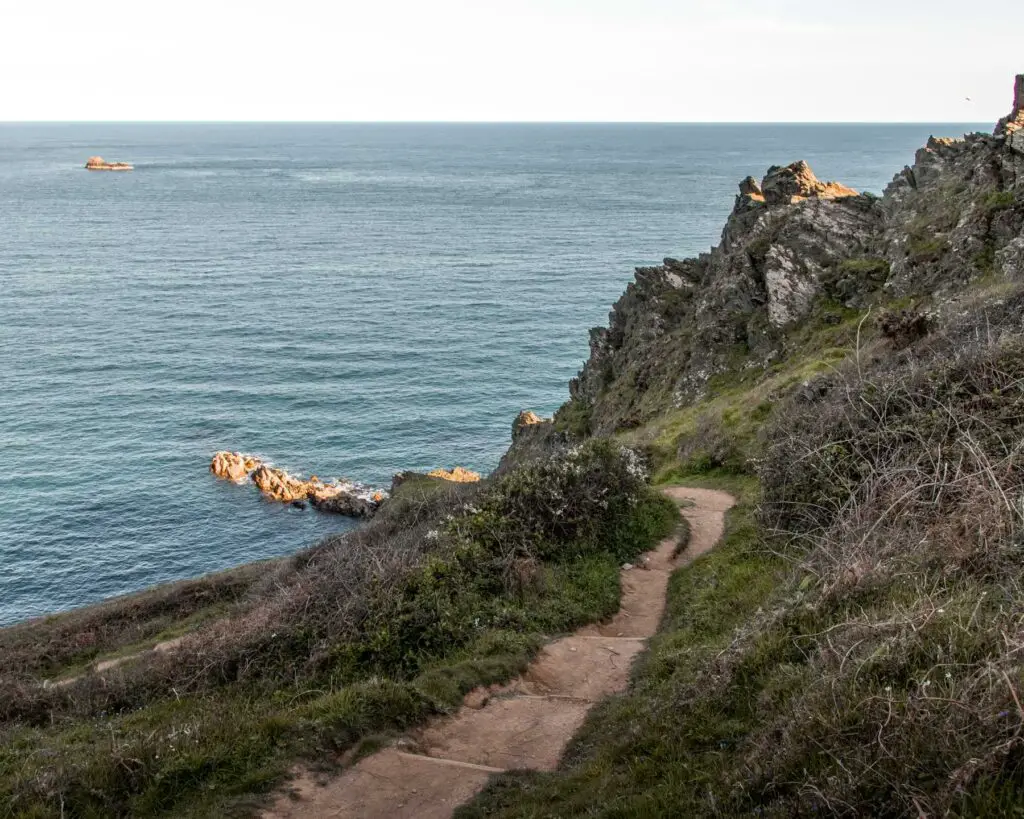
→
(426, 466, 481, 483)
(995, 74, 1024, 138)
(566, 80, 1024, 435)
(511, 410, 547, 438)
(881, 80, 1024, 292)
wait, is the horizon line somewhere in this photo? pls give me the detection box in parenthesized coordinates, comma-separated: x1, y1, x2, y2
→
(0, 119, 994, 127)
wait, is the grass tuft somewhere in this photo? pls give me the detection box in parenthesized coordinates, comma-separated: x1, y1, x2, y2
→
(0, 440, 675, 818)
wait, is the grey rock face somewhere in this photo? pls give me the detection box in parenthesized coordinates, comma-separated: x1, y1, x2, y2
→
(566, 77, 1024, 436)
(997, 237, 1024, 279)
(995, 74, 1024, 136)
(568, 162, 882, 432)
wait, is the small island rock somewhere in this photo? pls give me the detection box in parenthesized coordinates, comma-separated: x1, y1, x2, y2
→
(211, 450, 388, 517)
(250, 465, 311, 503)
(85, 156, 134, 171)
(210, 451, 261, 483)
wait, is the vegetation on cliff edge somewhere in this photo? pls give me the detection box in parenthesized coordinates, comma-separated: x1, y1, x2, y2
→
(0, 441, 676, 818)
(462, 285, 1024, 817)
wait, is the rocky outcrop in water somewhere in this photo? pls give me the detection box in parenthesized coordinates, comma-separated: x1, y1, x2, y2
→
(249, 465, 311, 503)
(210, 452, 386, 518)
(210, 451, 260, 483)
(310, 490, 379, 517)
(85, 156, 133, 171)
(565, 77, 1024, 434)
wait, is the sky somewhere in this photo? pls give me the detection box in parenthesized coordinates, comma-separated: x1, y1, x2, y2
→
(2, 0, 1021, 122)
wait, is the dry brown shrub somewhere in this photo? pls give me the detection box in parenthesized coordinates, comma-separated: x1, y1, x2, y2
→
(746, 293, 1024, 813)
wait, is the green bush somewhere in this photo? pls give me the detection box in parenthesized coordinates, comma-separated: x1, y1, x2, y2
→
(459, 438, 667, 563)
(553, 398, 593, 438)
(1, 439, 677, 818)
(350, 440, 676, 674)
(908, 235, 949, 263)
(983, 189, 1016, 213)
(836, 257, 890, 277)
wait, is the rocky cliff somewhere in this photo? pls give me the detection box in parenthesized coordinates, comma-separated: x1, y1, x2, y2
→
(563, 77, 1024, 436)
(465, 75, 1024, 819)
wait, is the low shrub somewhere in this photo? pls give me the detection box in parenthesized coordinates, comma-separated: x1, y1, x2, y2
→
(878, 306, 933, 348)
(461, 293, 1024, 818)
(0, 440, 675, 817)
(675, 411, 747, 475)
(983, 189, 1016, 213)
(553, 398, 593, 438)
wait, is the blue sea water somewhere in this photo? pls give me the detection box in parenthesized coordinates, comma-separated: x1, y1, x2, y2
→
(0, 121, 983, 626)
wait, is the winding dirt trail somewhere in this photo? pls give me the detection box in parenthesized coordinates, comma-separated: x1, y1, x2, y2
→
(262, 486, 735, 819)
(44, 636, 187, 689)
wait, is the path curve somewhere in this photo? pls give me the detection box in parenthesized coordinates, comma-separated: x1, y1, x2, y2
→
(44, 636, 187, 689)
(262, 486, 735, 819)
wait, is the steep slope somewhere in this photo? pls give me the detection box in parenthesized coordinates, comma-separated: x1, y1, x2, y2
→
(560, 79, 1024, 437)
(464, 77, 1024, 817)
(260, 488, 732, 819)
(0, 444, 677, 818)
(5, 76, 1024, 819)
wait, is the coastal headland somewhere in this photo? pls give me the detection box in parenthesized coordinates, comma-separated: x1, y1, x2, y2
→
(3, 75, 1024, 819)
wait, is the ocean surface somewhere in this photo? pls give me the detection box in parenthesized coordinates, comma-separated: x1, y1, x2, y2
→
(0, 122, 983, 626)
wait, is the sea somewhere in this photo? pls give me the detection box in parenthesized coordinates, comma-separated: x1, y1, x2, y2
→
(0, 121, 983, 626)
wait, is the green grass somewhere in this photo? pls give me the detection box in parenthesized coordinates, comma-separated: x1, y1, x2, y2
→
(1, 444, 678, 819)
(908, 235, 949, 264)
(552, 398, 592, 438)
(0, 563, 270, 681)
(1, 566, 637, 819)
(983, 189, 1016, 214)
(836, 257, 890, 277)
(457, 476, 781, 818)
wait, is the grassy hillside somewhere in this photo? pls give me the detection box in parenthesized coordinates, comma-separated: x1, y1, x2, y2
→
(0, 442, 676, 818)
(461, 86, 1024, 817)
(463, 284, 1024, 817)
(6, 78, 1024, 819)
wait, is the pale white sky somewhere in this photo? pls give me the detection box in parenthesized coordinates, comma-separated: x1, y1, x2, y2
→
(2, 0, 1021, 122)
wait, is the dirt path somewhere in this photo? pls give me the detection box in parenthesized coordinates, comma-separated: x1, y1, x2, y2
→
(44, 636, 187, 689)
(262, 486, 735, 819)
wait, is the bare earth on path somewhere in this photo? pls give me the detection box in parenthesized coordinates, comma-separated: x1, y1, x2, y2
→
(44, 635, 187, 689)
(262, 486, 735, 819)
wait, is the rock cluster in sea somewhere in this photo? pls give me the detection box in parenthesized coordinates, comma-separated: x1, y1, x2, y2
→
(210, 451, 387, 518)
